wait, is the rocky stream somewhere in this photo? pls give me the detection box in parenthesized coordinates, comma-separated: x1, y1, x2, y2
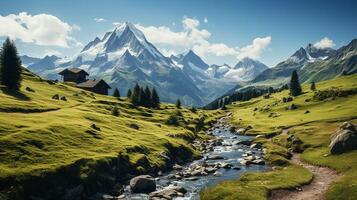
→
(102, 113, 268, 200)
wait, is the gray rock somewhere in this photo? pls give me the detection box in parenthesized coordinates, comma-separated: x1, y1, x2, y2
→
(207, 155, 225, 160)
(252, 159, 265, 165)
(250, 143, 262, 149)
(62, 185, 83, 200)
(236, 128, 247, 134)
(149, 186, 187, 199)
(52, 94, 60, 100)
(185, 176, 199, 181)
(288, 104, 298, 110)
(213, 171, 222, 176)
(173, 164, 183, 170)
(129, 175, 156, 193)
(236, 140, 252, 146)
(330, 122, 357, 154)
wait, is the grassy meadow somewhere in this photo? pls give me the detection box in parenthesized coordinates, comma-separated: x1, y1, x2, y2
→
(201, 74, 357, 200)
(0, 69, 224, 199)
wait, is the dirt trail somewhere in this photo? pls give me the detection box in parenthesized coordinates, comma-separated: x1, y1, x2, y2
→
(270, 153, 340, 200)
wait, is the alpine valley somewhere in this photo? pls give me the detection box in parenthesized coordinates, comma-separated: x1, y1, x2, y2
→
(21, 22, 269, 106)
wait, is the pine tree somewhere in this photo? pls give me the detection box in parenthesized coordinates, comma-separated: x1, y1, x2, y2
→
(151, 88, 160, 108)
(310, 81, 316, 91)
(126, 89, 132, 98)
(289, 70, 302, 96)
(131, 84, 141, 106)
(139, 87, 146, 106)
(144, 86, 151, 107)
(113, 88, 120, 97)
(0, 38, 22, 90)
(176, 98, 181, 109)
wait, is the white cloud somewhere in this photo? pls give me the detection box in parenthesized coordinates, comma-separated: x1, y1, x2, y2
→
(0, 12, 81, 47)
(135, 17, 271, 61)
(204, 17, 208, 23)
(237, 36, 272, 59)
(314, 37, 335, 49)
(94, 18, 106, 23)
(182, 17, 200, 30)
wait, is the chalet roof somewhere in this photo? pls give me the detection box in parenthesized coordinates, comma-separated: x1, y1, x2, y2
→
(59, 68, 89, 75)
(76, 79, 111, 89)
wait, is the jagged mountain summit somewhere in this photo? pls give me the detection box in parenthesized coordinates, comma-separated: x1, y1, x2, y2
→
(224, 58, 269, 82)
(300, 38, 357, 82)
(253, 43, 337, 83)
(21, 22, 270, 106)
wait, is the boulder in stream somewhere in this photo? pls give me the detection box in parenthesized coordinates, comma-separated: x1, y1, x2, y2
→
(129, 175, 156, 193)
(207, 155, 225, 160)
(149, 186, 187, 199)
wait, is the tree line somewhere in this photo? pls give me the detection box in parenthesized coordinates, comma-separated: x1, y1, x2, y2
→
(120, 83, 161, 108)
(207, 69, 306, 110)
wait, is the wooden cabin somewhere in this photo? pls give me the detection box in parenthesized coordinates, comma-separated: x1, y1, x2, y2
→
(76, 79, 111, 95)
(59, 68, 89, 84)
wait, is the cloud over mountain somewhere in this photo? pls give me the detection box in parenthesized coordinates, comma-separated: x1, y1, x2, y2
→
(314, 37, 335, 49)
(0, 12, 81, 47)
(134, 17, 271, 61)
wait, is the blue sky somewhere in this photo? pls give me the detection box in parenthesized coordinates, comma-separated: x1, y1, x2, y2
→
(0, 0, 356, 67)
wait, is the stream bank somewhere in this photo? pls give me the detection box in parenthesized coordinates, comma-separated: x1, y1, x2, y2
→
(115, 113, 268, 200)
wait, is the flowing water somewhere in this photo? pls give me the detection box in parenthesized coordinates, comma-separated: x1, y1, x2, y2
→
(122, 119, 268, 200)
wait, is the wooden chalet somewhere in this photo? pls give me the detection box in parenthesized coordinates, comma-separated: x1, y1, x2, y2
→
(59, 68, 111, 95)
(58, 68, 89, 84)
(76, 79, 111, 95)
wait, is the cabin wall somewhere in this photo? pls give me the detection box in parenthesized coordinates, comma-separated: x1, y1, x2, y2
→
(62, 72, 86, 84)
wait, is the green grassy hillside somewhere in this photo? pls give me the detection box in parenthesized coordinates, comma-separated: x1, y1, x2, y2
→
(201, 74, 357, 200)
(0, 69, 223, 199)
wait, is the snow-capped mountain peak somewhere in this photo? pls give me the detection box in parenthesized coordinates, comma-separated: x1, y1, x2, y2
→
(223, 57, 268, 81)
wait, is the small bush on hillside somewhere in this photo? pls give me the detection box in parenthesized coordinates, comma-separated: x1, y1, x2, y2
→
(111, 106, 120, 116)
(25, 87, 34, 92)
(195, 117, 205, 132)
(176, 99, 181, 109)
(189, 107, 197, 113)
(90, 123, 101, 131)
(313, 88, 357, 101)
(129, 123, 139, 130)
(166, 114, 179, 125)
(60, 96, 67, 101)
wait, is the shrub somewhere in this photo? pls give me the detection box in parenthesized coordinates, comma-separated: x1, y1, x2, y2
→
(166, 114, 179, 125)
(111, 106, 120, 116)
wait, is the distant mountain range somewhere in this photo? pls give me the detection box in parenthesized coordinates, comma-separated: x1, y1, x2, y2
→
(208, 38, 357, 108)
(20, 22, 356, 106)
(20, 22, 269, 106)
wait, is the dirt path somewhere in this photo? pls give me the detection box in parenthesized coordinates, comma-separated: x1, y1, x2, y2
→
(270, 153, 340, 200)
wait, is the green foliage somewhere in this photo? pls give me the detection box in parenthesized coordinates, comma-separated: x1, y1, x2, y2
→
(129, 84, 160, 108)
(0, 38, 22, 90)
(0, 69, 225, 199)
(176, 98, 181, 109)
(310, 81, 316, 91)
(113, 88, 120, 97)
(151, 87, 160, 108)
(202, 74, 357, 200)
(126, 89, 132, 98)
(111, 106, 120, 116)
(166, 114, 179, 125)
(313, 88, 357, 101)
(131, 83, 141, 106)
(289, 70, 302, 96)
